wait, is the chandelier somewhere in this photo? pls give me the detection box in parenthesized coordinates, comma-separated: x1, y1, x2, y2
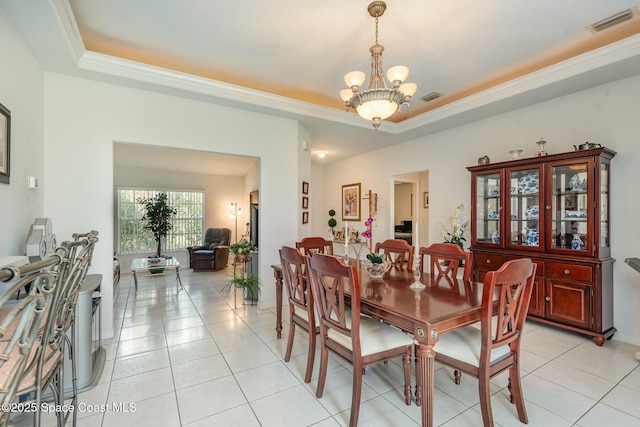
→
(340, 1, 417, 130)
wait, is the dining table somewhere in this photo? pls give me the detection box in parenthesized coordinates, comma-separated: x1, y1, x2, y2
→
(272, 258, 484, 427)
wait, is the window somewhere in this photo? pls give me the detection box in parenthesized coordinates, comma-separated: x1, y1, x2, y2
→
(117, 188, 204, 254)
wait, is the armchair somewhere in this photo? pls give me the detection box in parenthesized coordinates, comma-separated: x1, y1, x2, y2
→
(187, 228, 231, 271)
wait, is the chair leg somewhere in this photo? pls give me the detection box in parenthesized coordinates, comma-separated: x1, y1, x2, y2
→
(350, 360, 363, 427)
(478, 371, 494, 427)
(304, 329, 316, 383)
(284, 318, 296, 362)
(508, 365, 528, 424)
(403, 347, 412, 406)
(316, 344, 329, 398)
(454, 369, 462, 384)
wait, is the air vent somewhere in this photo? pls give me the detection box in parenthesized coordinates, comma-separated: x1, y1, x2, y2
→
(587, 7, 638, 33)
(421, 92, 442, 103)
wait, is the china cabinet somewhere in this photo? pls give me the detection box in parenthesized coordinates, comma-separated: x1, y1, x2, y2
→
(467, 147, 616, 345)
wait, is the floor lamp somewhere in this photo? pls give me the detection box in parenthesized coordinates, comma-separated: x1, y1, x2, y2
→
(230, 202, 242, 243)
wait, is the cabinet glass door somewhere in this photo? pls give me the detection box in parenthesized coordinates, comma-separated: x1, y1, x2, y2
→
(507, 167, 541, 249)
(474, 172, 501, 245)
(550, 162, 589, 252)
(600, 162, 610, 251)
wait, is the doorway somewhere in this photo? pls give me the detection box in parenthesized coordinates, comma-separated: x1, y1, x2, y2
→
(393, 170, 429, 248)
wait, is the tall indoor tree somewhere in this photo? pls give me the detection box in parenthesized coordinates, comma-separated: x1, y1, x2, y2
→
(137, 192, 177, 256)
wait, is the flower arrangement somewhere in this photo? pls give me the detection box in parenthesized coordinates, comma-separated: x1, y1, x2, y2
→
(439, 203, 469, 249)
(366, 253, 386, 264)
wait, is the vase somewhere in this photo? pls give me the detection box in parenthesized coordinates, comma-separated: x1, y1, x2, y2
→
(363, 259, 391, 280)
(235, 254, 249, 263)
(571, 234, 582, 250)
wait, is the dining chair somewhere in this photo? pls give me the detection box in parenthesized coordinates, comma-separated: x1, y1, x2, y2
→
(419, 243, 472, 283)
(307, 253, 414, 427)
(374, 239, 414, 270)
(0, 257, 60, 427)
(434, 258, 536, 427)
(296, 237, 334, 256)
(278, 246, 319, 383)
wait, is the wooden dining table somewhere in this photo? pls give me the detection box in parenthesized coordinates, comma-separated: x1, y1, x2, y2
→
(272, 259, 484, 427)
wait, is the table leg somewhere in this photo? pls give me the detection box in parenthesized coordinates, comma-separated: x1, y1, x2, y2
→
(133, 271, 138, 294)
(273, 268, 283, 339)
(175, 267, 184, 292)
(416, 341, 435, 427)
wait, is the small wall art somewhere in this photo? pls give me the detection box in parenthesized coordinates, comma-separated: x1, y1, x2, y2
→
(302, 181, 309, 195)
(342, 183, 361, 221)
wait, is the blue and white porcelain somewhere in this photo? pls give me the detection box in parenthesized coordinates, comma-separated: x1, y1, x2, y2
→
(571, 234, 582, 250)
(524, 205, 539, 219)
(565, 210, 587, 219)
(524, 228, 539, 246)
(569, 174, 584, 191)
(491, 230, 500, 244)
(489, 186, 500, 196)
(488, 212, 500, 219)
(517, 173, 539, 194)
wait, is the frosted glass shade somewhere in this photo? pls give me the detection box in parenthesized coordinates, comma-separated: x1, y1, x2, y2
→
(340, 89, 354, 102)
(398, 82, 417, 97)
(386, 66, 409, 84)
(344, 71, 366, 88)
(355, 99, 399, 121)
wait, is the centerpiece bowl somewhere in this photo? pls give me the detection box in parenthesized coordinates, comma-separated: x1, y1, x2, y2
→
(363, 259, 391, 279)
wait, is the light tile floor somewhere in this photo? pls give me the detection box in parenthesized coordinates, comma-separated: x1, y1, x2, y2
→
(17, 268, 640, 426)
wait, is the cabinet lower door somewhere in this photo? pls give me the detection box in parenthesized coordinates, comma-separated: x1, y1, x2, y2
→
(546, 280, 592, 329)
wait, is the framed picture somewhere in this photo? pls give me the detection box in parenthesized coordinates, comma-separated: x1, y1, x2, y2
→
(302, 211, 309, 224)
(0, 102, 10, 184)
(302, 196, 309, 209)
(342, 183, 361, 221)
(334, 230, 343, 240)
(423, 192, 429, 208)
(302, 181, 309, 195)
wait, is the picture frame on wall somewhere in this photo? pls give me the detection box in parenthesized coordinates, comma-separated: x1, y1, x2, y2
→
(342, 183, 361, 221)
(423, 191, 429, 208)
(302, 181, 309, 195)
(302, 196, 309, 209)
(302, 211, 309, 224)
(0, 102, 11, 184)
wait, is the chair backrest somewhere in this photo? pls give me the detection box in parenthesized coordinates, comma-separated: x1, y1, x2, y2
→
(306, 254, 362, 355)
(204, 228, 231, 247)
(279, 246, 313, 320)
(375, 239, 414, 270)
(480, 258, 536, 361)
(296, 237, 334, 256)
(419, 243, 472, 283)
(0, 258, 59, 423)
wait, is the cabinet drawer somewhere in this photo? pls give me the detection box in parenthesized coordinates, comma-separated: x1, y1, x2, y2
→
(547, 262, 592, 282)
(474, 254, 506, 270)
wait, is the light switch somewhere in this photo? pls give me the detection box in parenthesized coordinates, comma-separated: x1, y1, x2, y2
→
(28, 176, 38, 189)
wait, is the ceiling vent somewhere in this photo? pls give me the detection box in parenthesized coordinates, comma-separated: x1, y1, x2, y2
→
(587, 7, 638, 33)
(421, 92, 442, 103)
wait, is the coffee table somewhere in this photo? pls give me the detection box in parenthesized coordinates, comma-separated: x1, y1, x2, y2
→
(131, 257, 184, 294)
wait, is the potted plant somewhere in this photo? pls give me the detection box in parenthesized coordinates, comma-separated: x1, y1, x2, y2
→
(222, 273, 261, 303)
(137, 192, 177, 257)
(229, 240, 258, 262)
(327, 209, 337, 237)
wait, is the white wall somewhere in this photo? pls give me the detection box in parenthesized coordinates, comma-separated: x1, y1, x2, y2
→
(0, 9, 45, 254)
(324, 73, 640, 346)
(43, 73, 302, 338)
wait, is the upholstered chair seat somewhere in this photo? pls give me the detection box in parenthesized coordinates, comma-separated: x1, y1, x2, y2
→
(187, 228, 231, 271)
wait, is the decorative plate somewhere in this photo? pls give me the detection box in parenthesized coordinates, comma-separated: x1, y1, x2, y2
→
(517, 173, 539, 194)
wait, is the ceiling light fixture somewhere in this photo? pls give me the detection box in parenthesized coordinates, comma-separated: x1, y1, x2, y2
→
(340, 1, 417, 130)
(316, 151, 327, 158)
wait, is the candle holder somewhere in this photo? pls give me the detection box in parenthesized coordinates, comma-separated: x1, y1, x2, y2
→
(535, 137, 548, 157)
(409, 253, 425, 290)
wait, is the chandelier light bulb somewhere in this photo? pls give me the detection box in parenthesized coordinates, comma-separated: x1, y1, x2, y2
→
(316, 151, 327, 158)
(398, 82, 417, 97)
(340, 88, 354, 102)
